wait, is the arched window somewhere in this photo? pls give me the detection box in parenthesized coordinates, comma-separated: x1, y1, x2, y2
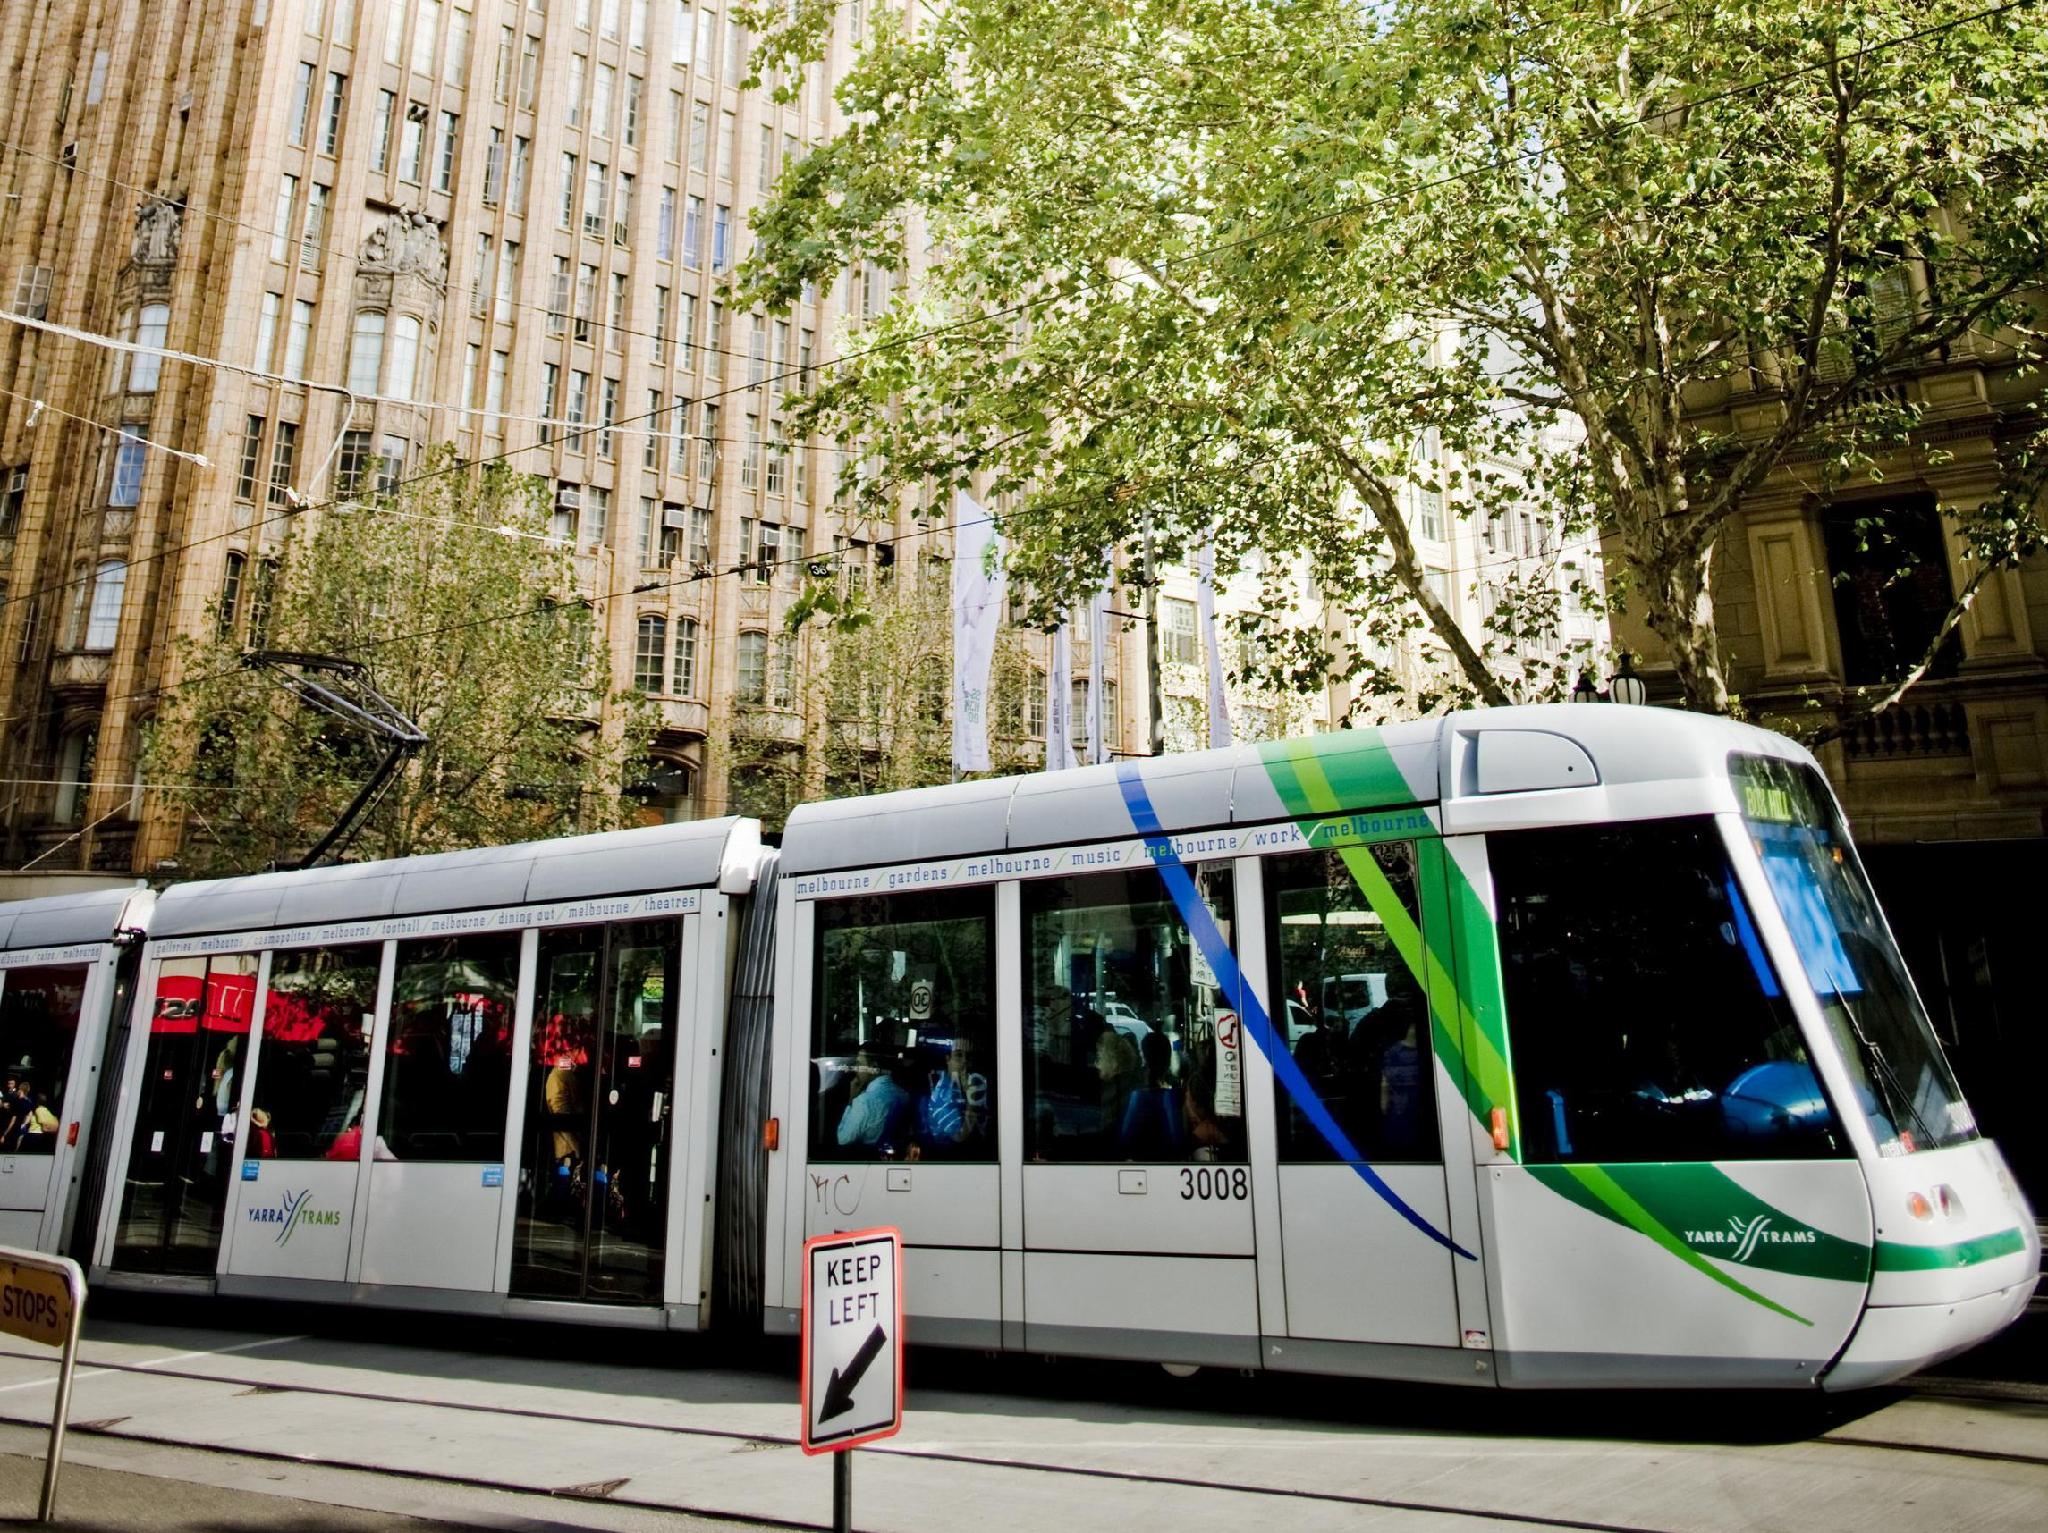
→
(84, 560, 126, 650)
(634, 614, 668, 693)
(130, 304, 170, 393)
(348, 311, 385, 397)
(388, 314, 423, 401)
(736, 629, 767, 703)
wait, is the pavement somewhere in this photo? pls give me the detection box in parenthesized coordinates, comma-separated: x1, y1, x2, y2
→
(0, 1264, 2038, 1533)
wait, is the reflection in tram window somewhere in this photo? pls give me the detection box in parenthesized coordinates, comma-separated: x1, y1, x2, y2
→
(812, 890, 994, 1163)
(1492, 818, 1847, 1164)
(249, 943, 380, 1160)
(1023, 865, 1245, 1164)
(1268, 844, 1440, 1164)
(113, 952, 259, 1274)
(0, 963, 86, 1154)
(377, 933, 519, 1161)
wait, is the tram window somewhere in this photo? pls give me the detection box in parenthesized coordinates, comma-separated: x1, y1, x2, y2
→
(0, 963, 87, 1155)
(1268, 844, 1439, 1164)
(812, 889, 995, 1162)
(249, 944, 380, 1160)
(1023, 864, 1246, 1165)
(377, 933, 519, 1161)
(1491, 818, 1847, 1164)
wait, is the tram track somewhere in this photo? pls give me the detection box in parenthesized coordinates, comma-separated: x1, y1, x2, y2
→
(0, 1342, 2043, 1532)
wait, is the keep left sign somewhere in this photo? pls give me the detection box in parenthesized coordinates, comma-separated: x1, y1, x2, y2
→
(800, 1226, 903, 1454)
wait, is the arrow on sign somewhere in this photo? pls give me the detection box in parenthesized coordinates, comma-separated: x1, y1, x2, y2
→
(818, 1323, 887, 1422)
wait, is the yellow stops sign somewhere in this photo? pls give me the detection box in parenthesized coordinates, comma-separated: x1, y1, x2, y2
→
(0, 1255, 76, 1349)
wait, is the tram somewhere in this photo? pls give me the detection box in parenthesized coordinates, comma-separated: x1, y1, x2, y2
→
(0, 705, 2032, 1389)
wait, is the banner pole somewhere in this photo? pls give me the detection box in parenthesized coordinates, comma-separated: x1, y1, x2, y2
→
(38, 1269, 83, 1522)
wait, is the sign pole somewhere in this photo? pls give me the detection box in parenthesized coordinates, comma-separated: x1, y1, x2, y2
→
(0, 1246, 87, 1524)
(800, 1225, 904, 1533)
(833, 1448, 852, 1533)
(38, 1276, 83, 1523)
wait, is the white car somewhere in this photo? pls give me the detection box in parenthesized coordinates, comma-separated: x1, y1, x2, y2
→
(1089, 995, 1151, 1040)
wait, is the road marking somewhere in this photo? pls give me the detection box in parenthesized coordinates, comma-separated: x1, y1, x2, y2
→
(0, 1333, 309, 1393)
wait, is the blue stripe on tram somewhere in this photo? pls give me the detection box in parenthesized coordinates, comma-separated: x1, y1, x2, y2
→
(1114, 764, 1475, 1261)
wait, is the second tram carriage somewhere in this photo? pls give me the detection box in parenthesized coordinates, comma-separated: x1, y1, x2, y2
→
(0, 705, 2031, 1388)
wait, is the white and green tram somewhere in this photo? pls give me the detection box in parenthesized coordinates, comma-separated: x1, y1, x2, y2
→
(764, 704, 2038, 1388)
(0, 705, 2030, 1389)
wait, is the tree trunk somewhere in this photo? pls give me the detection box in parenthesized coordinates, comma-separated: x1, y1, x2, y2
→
(1637, 544, 1732, 714)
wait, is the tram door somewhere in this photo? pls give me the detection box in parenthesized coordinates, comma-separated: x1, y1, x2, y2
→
(110, 955, 258, 1274)
(1019, 863, 1261, 1360)
(1265, 839, 1463, 1349)
(511, 920, 677, 1303)
(1470, 822, 1872, 1382)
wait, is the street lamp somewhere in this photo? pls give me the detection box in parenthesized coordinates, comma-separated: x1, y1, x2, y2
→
(1608, 652, 1649, 706)
(1571, 670, 1601, 703)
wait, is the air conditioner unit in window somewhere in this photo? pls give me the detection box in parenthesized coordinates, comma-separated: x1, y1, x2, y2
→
(556, 487, 581, 511)
(661, 504, 688, 529)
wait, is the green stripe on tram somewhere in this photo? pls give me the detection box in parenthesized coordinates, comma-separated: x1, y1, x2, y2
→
(1875, 1228, 2028, 1271)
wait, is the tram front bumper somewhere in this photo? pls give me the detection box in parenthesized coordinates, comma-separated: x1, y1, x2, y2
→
(1819, 1277, 2035, 1391)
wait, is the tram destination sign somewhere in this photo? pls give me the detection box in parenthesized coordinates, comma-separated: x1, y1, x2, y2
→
(800, 1226, 903, 1454)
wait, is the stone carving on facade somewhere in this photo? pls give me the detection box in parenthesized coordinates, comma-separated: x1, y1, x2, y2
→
(132, 195, 183, 266)
(359, 209, 448, 294)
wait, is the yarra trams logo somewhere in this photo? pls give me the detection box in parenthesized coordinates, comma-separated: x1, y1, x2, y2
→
(1684, 1214, 1818, 1264)
(245, 1189, 342, 1247)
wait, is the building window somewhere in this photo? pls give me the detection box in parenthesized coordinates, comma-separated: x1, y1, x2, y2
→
(1824, 494, 1963, 685)
(1161, 597, 1196, 665)
(690, 102, 709, 172)
(635, 614, 668, 692)
(130, 304, 169, 393)
(737, 629, 767, 702)
(399, 105, 426, 183)
(711, 203, 730, 271)
(336, 429, 371, 497)
(437, 111, 459, 192)
(371, 90, 395, 172)
(218, 551, 246, 640)
(599, 378, 618, 456)
(320, 70, 346, 155)
(388, 314, 423, 400)
(411, 0, 441, 75)
(683, 194, 703, 268)
(483, 128, 505, 205)
(84, 560, 126, 649)
(585, 484, 610, 542)
(271, 174, 298, 262)
(509, 136, 530, 215)
(53, 728, 96, 824)
(568, 369, 589, 428)
(268, 421, 299, 506)
(0, 465, 25, 535)
(688, 506, 711, 568)
(109, 432, 148, 506)
(584, 159, 609, 235)
(284, 299, 314, 381)
(540, 364, 559, 443)
(11, 265, 51, 320)
(376, 435, 407, 495)
(236, 418, 264, 500)
(348, 312, 385, 396)
(560, 152, 578, 229)
(673, 617, 698, 695)
(594, 62, 615, 135)
(288, 61, 315, 147)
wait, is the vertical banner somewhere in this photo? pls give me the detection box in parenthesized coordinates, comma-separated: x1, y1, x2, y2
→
(950, 491, 1006, 774)
(1046, 623, 1078, 771)
(1086, 580, 1110, 764)
(1196, 537, 1232, 748)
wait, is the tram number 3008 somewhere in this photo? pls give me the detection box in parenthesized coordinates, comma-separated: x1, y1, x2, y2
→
(1179, 1167, 1250, 1201)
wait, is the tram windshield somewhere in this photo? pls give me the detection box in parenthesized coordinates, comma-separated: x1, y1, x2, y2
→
(1731, 753, 1976, 1155)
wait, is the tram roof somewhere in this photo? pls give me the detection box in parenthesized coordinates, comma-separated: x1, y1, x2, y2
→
(148, 816, 762, 940)
(778, 703, 1813, 874)
(0, 884, 152, 953)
